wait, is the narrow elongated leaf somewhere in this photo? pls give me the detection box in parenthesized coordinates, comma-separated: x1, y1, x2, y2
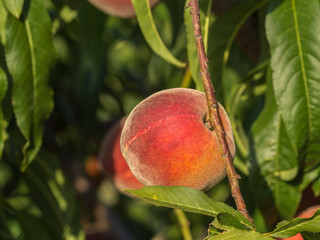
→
(126, 186, 253, 230)
(313, 177, 320, 196)
(5, 0, 55, 170)
(266, 0, 320, 167)
(132, 0, 186, 68)
(207, 0, 269, 100)
(18, 213, 58, 240)
(2, 0, 23, 18)
(184, 0, 213, 91)
(0, 0, 7, 44)
(22, 152, 84, 239)
(271, 181, 300, 220)
(0, 67, 7, 158)
(250, 68, 300, 219)
(267, 209, 320, 239)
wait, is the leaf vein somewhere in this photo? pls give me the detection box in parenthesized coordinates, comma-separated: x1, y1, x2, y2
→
(290, 0, 311, 140)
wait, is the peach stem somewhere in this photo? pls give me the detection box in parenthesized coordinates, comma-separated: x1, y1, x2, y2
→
(186, 0, 254, 227)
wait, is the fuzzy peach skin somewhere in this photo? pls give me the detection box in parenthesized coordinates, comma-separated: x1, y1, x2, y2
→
(283, 205, 320, 240)
(88, 0, 161, 18)
(120, 88, 235, 191)
(99, 117, 144, 190)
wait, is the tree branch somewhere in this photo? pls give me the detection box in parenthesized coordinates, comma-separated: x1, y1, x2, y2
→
(186, 0, 254, 226)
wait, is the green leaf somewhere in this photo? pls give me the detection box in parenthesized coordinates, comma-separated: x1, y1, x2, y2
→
(17, 213, 57, 240)
(22, 151, 84, 239)
(0, 0, 7, 44)
(301, 232, 320, 240)
(267, 209, 320, 239)
(313, 177, 320, 197)
(266, 0, 320, 168)
(0, 67, 7, 158)
(206, 229, 274, 240)
(1, 0, 24, 18)
(207, 0, 269, 100)
(205, 218, 274, 240)
(298, 166, 320, 197)
(250, 67, 300, 219)
(184, 0, 213, 91)
(5, 0, 55, 170)
(125, 186, 254, 230)
(272, 181, 301, 220)
(132, 0, 186, 68)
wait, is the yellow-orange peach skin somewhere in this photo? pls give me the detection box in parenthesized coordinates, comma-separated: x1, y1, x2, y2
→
(120, 88, 235, 191)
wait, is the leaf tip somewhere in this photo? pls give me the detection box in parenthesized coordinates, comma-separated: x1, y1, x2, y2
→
(20, 160, 29, 172)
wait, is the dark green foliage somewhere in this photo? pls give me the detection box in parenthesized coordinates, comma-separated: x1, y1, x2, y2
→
(0, 0, 319, 239)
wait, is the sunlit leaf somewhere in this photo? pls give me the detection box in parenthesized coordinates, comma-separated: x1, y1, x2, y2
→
(0, 67, 7, 158)
(5, 0, 55, 170)
(126, 186, 253, 230)
(266, 0, 320, 168)
(0, 0, 7, 44)
(132, 0, 186, 68)
(2, 0, 23, 18)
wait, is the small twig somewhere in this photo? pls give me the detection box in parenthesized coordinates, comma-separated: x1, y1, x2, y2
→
(174, 209, 193, 240)
(186, 0, 254, 226)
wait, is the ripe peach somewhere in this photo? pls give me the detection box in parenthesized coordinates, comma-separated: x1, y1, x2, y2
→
(283, 205, 320, 240)
(120, 88, 235, 191)
(88, 0, 161, 18)
(98, 117, 144, 190)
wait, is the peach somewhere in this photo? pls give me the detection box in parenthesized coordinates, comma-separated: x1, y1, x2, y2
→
(88, 0, 161, 18)
(98, 117, 144, 190)
(283, 205, 320, 240)
(120, 88, 235, 191)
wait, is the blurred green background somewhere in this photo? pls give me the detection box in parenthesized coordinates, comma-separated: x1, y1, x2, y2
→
(1, 0, 320, 239)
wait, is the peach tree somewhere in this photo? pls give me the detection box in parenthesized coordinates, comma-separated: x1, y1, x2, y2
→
(0, 0, 319, 239)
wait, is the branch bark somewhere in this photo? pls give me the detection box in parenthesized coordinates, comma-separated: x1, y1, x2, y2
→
(186, 0, 254, 226)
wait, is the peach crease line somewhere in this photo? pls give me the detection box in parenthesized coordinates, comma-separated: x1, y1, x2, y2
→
(123, 114, 200, 154)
